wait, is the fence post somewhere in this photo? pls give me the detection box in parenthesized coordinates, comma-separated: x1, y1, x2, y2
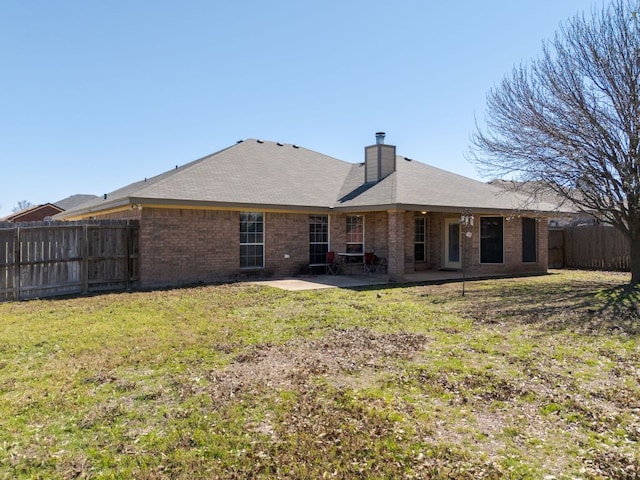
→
(14, 227, 20, 301)
(125, 224, 131, 291)
(82, 223, 89, 294)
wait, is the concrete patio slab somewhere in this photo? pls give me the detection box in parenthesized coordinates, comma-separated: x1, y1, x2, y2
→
(251, 270, 536, 291)
(252, 271, 472, 291)
(251, 274, 389, 291)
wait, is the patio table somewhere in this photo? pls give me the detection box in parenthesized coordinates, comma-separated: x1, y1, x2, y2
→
(337, 252, 364, 262)
(337, 252, 365, 274)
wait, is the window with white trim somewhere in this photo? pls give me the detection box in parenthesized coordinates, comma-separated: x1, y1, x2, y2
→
(309, 215, 329, 265)
(346, 215, 364, 254)
(240, 212, 264, 269)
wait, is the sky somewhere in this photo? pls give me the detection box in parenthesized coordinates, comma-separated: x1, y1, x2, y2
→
(0, 0, 606, 218)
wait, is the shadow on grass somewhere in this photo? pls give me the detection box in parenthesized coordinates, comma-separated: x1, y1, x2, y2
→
(457, 278, 640, 336)
(598, 283, 640, 310)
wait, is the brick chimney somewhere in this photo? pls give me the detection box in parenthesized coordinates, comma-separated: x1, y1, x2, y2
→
(364, 132, 396, 183)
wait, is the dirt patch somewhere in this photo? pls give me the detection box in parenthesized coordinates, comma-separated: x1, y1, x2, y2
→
(206, 328, 430, 402)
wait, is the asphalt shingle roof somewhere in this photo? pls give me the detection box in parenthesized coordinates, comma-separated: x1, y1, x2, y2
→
(336, 157, 552, 211)
(53, 194, 100, 211)
(57, 138, 559, 218)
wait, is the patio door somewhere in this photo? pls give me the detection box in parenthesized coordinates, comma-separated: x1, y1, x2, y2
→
(444, 218, 461, 269)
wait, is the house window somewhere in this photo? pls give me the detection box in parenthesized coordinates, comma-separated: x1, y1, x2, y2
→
(480, 217, 504, 264)
(309, 215, 329, 265)
(522, 217, 537, 263)
(240, 212, 264, 269)
(414, 216, 426, 262)
(346, 215, 364, 254)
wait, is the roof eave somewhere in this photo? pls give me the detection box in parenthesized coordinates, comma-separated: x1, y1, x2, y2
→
(57, 197, 338, 217)
(54, 198, 132, 220)
(55, 196, 559, 220)
(132, 198, 337, 213)
(332, 203, 555, 215)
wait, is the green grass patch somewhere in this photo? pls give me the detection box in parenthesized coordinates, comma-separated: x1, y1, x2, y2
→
(0, 271, 639, 478)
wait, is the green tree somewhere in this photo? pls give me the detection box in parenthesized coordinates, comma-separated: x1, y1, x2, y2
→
(470, 0, 640, 284)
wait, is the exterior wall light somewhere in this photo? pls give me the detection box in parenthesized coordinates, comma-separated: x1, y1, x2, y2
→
(459, 209, 474, 297)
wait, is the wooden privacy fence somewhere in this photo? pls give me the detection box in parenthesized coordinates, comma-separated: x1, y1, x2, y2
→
(550, 224, 630, 271)
(0, 220, 139, 302)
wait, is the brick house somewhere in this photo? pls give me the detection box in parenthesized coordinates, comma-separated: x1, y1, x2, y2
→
(56, 134, 556, 288)
(1, 195, 99, 223)
(1, 203, 64, 222)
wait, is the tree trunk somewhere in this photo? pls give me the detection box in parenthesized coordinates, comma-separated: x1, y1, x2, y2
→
(631, 236, 640, 285)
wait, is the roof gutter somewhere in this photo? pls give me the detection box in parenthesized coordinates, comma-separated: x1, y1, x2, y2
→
(54, 197, 561, 220)
(56, 196, 341, 218)
(331, 203, 558, 215)
(54, 198, 133, 220)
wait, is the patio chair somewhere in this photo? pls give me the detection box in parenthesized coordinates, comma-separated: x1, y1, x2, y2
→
(374, 255, 387, 274)
(363, 251, 376, 275)
(326, 251, 343, 275)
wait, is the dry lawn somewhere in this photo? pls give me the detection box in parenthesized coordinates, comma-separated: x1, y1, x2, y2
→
(0, 270, 638, 479)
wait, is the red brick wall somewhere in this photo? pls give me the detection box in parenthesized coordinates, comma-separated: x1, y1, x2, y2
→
(329, 213, 346, 253)
(138, 208, 238, 287)
(100, 208, 329, 287)
(430, 213, 548, 276)
(8, 205, 62, 222)
(364, 211, 388, 255)
(538, 218, 549, 269)
(403, 212, 416, 272)
(387, 211, 405, 281)
(328, 212, 389, 255)
(428, 213, 444, 270)
(93, 207, 547, 288)
(264, 212, 308, 277)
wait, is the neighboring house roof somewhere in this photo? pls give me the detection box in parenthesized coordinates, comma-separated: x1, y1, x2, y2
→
(53, 194, 100, 211)
(1, 194, 101, 223)
(56, 138, 561, 220)
(1, 203, 64, 222)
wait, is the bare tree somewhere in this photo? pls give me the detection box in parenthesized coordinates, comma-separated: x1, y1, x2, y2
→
(470, 0, 640, 284)
(12, 200, 33, 213)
